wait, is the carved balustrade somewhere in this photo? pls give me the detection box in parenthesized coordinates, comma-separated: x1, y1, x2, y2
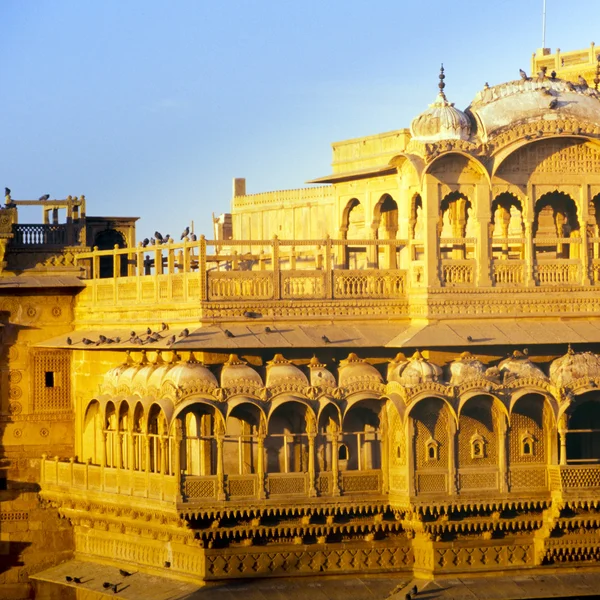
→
(12, 224, 69, 246)
(440, 259, 476, 285)
(534, 259, 580, 285)
(492, 260, 525, 285)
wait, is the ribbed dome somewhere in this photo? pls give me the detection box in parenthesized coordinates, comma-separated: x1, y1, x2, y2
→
(338, 353, 383, 387)
(162, 360, 218, 389)
(550, 347, 600, 387)
(450, 351, 486, 386)
(411, 66, 471, 143)
(221, 354, 263, 388)
(308, 356, 337, 387)
(393, 350, 442, 386)
(495, 350, 547, 382)
(265, 354, 308, 387)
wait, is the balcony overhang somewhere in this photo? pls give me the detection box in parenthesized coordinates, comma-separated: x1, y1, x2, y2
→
(35, 318, 600, 351)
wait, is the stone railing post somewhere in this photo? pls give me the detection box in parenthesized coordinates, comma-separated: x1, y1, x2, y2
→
(524, 219, 535, 286)
(307, 432, 317, 497)
(174, 421, 183, 502)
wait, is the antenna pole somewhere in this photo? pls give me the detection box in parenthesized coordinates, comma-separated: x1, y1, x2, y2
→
(542, 0, 547, 48)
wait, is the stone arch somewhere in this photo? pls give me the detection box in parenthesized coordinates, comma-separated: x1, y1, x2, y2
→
(565, 391, 600, 463)
(534, 190, 580, 259)
(508, 393, 549, 465)
(225, 401, 263, 475)
(373, 194, 398, 237)
(410, 193, 424, 241)
(341, 198, 364, 239)
(266, 399, 310, 473)
(342, 398, 384, 470)
(104, 400, 117, 468)
(491, 192, 524, 237)
(82, 399, 101, 465)
(423, 151, 491, 187)
(317, 401, 341, 472)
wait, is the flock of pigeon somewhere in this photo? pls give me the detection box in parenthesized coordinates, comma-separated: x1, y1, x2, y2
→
(3, 188, 51, 201)
(65, 568, 134, 594)
(141, 227, 197, 248)
(66, 323, 190, 347)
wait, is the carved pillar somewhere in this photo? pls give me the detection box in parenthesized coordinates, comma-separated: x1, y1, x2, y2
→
(581, 223, 590, 285)
(306, 413, 317, 497)
(447, 418, 457, 495)
(215, 418, 226, 500)
(116, 432, 123, 470)
(476, 184, 492, 286)
(101, 431, 107, 468)
(368, 228, 378, 269)
(325, 236, 333, 298)
(330, 422, 340, 496)
(272, 235, 281, 300)
(160, 437, 167, 475)
(422, 180, 441, 287)
(498, 415, 508, 493)
(380, 409, 389, 494)
(128, 426, 134, 472)
(408, 419, 416, 496)
(524, 219, 535, 286)
(174, 420, 183, 501)
(559, 414, 568, 466)
(257, 432, 266, 499)
(145, 436, 151, 473)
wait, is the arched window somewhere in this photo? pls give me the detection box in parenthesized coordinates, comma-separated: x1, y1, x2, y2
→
(338, 443, 349, 461)
(471, 432, 486, 459)
(425, 437, 440, 461)
(521, 431, 535, 457)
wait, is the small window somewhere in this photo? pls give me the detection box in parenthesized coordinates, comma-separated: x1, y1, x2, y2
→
(521, 432, 535, 457)
(428, 446, 435, 459)
(523, 441, 531, 455)
(470, 432, 486, 459)
(473, 441, 483, 457)
(396, 445, 402, 459)
(425, 437, 439, 461)
(338, 444, 348, 461)
(45, 371, 55, 388)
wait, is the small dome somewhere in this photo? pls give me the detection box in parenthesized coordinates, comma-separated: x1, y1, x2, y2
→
(132, 364, 155, 389)
(266, 354, 308, 387)
(147, 363, 173, 389)
(495, 350, 547, 382)
(450, 351, 486, 386)
(308, 356, 337, 387)
(338, 353, 383, 387)
(220, 354, 263, 388)
(411, 66, 471, 143)
(162, 360, 218, 389)
(387, 352, 409, 383)
(550, 347, 600, 387)
(394, 350, 443, 387)
(103, 361, 130, 389)
(118, 365, 142, 389)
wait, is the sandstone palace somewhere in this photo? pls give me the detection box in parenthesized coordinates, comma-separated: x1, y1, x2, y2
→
(3, 44, 600, 598)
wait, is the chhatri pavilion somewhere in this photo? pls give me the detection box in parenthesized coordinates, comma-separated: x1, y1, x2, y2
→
(3, 45, 600, 598)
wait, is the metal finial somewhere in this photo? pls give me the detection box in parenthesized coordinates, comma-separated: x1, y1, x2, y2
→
(438, 64, 446, 94)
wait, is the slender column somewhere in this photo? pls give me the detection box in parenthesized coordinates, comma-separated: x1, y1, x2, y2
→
(581, 223, 590, 285)
(101, 431, 107, 467)
(216, 434, 226, 501)
(113, 244, 119, 279)
(238, 435, 244, 474)
(199, 236, 207, 301)
(408, 419, 416, 496)
(307, 433, 317, 497)
(524, 219, 535, 286)
(356, 432, 362, 471)
(257, 432, 266, 499)
(476, 184, 492, 286)
(330, 423, 340, 496)
(498, 416, 508, 493)
(283, 434, 289, 473)
(380, 410, 389, 494)
(447, 418, 457, 494)
(559, 415, 568, 465)
(145, 436, 151, 473)
(116, 432, 123, 469)
(174, 420, 183, 501)
(128, 427, 134, 472)
(160, 438, 167, 475)
(422, 180, 441, 286)
(325, 236, 333, 298)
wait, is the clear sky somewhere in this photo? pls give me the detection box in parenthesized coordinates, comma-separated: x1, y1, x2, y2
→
(1, 1, 598, 240)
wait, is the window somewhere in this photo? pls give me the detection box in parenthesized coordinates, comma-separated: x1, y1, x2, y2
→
(521, 431, 535, 457)
(425, 437, 439, 461)
(338, 444, 348, 461)
(470, 432, 486, 459)
(45, 371, 55, 388)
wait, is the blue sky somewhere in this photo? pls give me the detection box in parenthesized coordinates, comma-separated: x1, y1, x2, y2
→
(1, 1, 598, 239)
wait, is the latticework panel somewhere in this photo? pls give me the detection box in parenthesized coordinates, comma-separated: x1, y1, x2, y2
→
(459, 470, 497, 490)
(340, 472, 380, 493)
(268, 475, 306, 495)
(32, 349, 71, 412)
(228, 477, 255, 497)
(388, 404, 406, 467)
(458, 397, 498, 466)
(412, 398, 449, 469)
(185, 478, 216, 498)
(510, 467, 547, 489)
(509, 396, 545, 464)
(417, 472, 446, 493)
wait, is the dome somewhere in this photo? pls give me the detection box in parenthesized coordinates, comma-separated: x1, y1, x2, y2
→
(147, 363, 173, 389)
(494, 350, 547, 382)
(392, 350, 442, 387)
(338, 353, 383, 387)
(411, 66, 472, 143)
(450, 351, 487, 386)
(103, 361, 130, 390)
(162, 360, 218, 389)
(387, 353, 409, 383)
(468, 73, 600, 140)
(308, 356, 337, 387)
(265, 354, 308, 387)
(550, 347, 600, 387)
(220, 354, 263, 389)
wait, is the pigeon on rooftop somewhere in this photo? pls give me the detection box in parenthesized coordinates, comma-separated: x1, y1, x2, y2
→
(190, 233, 197, 242)
(167, 335, 176, 346)
(179, 328, 189, 338)
(4, 187, 10, 196)
(142, 238, 149, 247)
(180, 226, 190, 240)
(39, 194, 50, 201)
(519, 69, 528, 80)
(154, 231, 164, 243)
(579, 75, 589, 88)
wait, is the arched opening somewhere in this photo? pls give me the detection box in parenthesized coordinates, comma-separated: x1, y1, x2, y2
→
(341, 199, 367, 269)
(105, 401, 117, 467)
(533, 191, 579, 259)
(373, 194, 399, 268)
(509, 394, 546, 464)
(148, 404, 169, 474)
(117, 401, 130, 469)
(179, 402, 217, 476)
(590, 193, 600, 280)
(266, 401, 310, 473)
(491, 192, 524, 257)
(132, 402, 144, 470)
(94, 229, 127, 278)
(317, 403, 340, 472)
(225, 403, 262, 475)
(566, 394, 600, 463)
(342, 399, 383, 471)
(82, 400, 101, 464)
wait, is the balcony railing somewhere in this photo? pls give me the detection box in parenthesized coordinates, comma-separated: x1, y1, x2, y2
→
(12, 224, 69, 246)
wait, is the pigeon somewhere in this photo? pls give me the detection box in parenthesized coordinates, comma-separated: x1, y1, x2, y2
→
(133, 336, 143, 345)
(114, 337, 121, 343)
(150, 237, 156, 245)
(148, 332, 161, 342)
(180, 226, 190, 240)
(519, 69, 528, 80)
(549, 98, 559, 109)
(119, 569, 132, 577)
(66, 576, 73, 582)
(190, 233, 197, 242)
(98, 335, 107, 343)
(102, 582, 112, 589)
(411, 585, 418, 596)
(66, 337, 72, 345)
(578, 75, 588, 88)
(4, 187, 10, 196)
(82, 338, 93, 345)
(39, 194, 50, 201)
(130, 331, 136, 337)
(265, 326, 273, 333)
(550, 70, 557, 80)
(73, 577, 82, 584)
(142, 238, 149, 247)
(179, 328, 189, 338)
(161, 322, 168, 331)
(167, 335, 176, 346)
(321, 335, 331, 344)
(224, 329, 234, 338)
(154, 231, 164, 243)
(146, 327, 152, 335)
(163, 234, 171, 243)
(467, 335, 473, 342)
